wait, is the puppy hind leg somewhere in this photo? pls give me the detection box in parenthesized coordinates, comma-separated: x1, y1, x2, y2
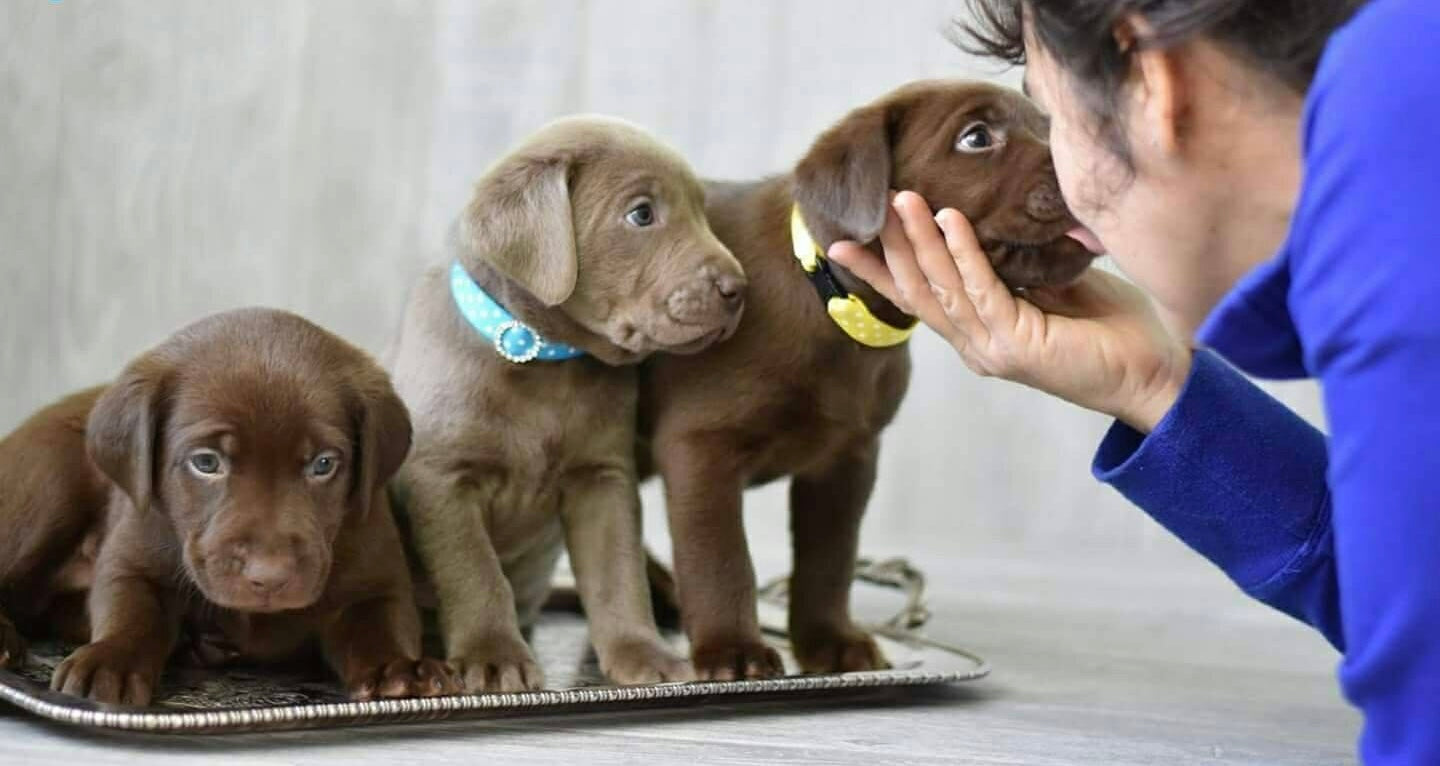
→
(0, 485, 102, 669)
(0, 608, 24, 668)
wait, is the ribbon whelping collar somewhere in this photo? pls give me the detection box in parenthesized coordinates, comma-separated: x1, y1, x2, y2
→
(449, 261, 585, 364)
(790, 207, 916, 348)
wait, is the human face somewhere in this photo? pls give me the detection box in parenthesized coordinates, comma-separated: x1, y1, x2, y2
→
(1020, 15, 1302, 335)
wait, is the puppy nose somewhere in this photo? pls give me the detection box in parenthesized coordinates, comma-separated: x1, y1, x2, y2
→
(1026, 183, 1067, 222)
(242, 551, 295, 594)
(714, 273, 745, 311)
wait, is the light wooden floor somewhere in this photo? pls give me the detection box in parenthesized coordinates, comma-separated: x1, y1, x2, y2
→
(0, 539, 1358, 765)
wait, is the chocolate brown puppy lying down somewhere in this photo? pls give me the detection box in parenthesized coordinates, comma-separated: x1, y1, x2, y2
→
(639, 80, 1101, 679)
(390, 116, 745, 692)
(0, 308, 458, 705)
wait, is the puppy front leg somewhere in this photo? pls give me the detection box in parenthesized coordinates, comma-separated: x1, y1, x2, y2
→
(788, 441, 889, 673)
(51, 530, 180, 706)
(407, 480, 542, 692)
(321, 592, 460, 700)
(560, 468, 692, 685)
(322, 491, 460, 700)
(659, 441, 783, 680)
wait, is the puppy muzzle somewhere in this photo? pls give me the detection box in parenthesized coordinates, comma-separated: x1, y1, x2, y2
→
(190, 531, 330, 613)
(662, 263, 747, 332)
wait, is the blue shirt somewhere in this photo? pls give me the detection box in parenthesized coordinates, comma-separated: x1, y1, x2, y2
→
(1090, 1, 1440, 762)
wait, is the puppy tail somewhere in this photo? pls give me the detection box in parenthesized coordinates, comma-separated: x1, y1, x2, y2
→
(644, 548, 683, 630)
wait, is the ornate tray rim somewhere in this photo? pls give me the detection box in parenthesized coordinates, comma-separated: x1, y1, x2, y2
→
(0, 558, 989, 734)
(0, 631, 988, 734)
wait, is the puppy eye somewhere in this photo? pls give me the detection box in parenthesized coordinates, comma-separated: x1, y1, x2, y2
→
(307, 451, 341, 480)
(187, 450, 226, 477)
(625, 202, 656, 228)
(956, 122, 1004, 153)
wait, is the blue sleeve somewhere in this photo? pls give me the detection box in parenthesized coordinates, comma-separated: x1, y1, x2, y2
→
(1092, 350, 1341, 645)
(1286, 1, 1440, 762)
(1098, 2, 1440, 761)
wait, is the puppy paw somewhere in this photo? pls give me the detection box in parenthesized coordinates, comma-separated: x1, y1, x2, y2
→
(791, 624, 890, 674)
(599, 636, 694, 685)
(349, 657, 461, 700)
(691, 638, 785, 681)
(0, 616, 26, 669)
(452, 636, 545, 693)
(51, 641, 160, 706)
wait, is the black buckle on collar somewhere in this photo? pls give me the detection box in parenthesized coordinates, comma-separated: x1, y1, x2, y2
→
(805, 257, 849, 304)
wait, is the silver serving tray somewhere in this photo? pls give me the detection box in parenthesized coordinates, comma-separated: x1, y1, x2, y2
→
(0, 558, 987, 734)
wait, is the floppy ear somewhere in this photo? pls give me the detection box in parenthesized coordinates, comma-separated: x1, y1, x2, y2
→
(349, 368, 412, 521)
(793, 104, 895, 243)
(87, 358, 170, 516)
(462, 155, 578, 306)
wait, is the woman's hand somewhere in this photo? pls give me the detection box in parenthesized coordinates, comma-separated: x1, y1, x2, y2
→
(829, 191, 1192, 433)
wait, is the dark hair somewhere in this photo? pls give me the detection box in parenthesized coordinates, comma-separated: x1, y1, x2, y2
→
(958, 0, 1367, 162)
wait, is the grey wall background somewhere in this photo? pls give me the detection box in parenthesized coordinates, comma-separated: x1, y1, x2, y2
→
(0, 0, 1325, 562)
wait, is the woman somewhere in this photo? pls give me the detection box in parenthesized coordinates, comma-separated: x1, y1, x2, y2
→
(828, 0, 1438, 762)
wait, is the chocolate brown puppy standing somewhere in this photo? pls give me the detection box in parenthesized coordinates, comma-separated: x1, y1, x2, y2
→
(0, 308, 458, 705)
(640, 80, 1101, 679)
(390, 116, 745, 691)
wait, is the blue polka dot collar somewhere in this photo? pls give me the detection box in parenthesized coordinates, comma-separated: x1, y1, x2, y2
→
(449, 261, 586, 364)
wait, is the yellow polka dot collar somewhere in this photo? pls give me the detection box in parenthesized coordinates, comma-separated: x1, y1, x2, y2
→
(790, 205, 917, 348)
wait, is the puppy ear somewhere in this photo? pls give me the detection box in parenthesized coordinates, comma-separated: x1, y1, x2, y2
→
(87, 358, 170, 516)
(349, 368, 412, 521)
(462, 155, 578, 306)
(793, 104, 894, 242)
